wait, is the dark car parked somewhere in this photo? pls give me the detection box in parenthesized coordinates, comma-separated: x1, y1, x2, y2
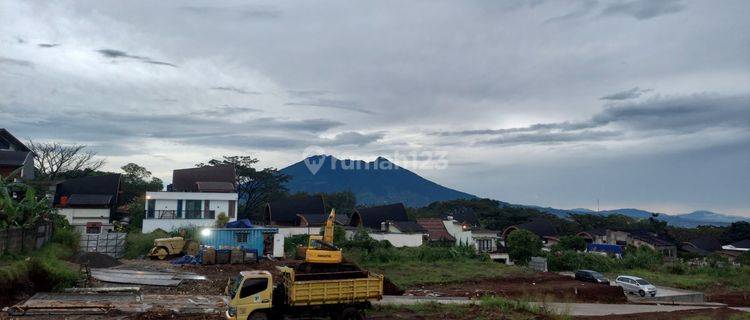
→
(575, 269, 610, 285)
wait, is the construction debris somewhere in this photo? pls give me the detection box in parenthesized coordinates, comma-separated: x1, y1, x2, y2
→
(6, 292, 227, 317)
(90, 268, 206, 287)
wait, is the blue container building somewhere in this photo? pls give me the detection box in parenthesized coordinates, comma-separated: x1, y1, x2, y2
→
(200, 227, 279, 255)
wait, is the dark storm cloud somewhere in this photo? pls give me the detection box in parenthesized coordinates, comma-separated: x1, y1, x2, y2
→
(95, 48, 177, 67)
(179, 130, 384, 150)
(210, 86, 260, 95)
(601, 0, 685, 20)
(323, 131, 385, 146)
(286, 99, 376, 115)
(37, 43, 60, 48)
(439, 94, 750, 145)
(0, 56, 34, 67)
(600, 87, 651, 100)
(544, 0, 598, 23)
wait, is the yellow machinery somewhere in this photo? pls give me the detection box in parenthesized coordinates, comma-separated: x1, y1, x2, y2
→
(303, 209, 343, 264)
(226, 267, 383, 320)
(148, 236, 199, 260)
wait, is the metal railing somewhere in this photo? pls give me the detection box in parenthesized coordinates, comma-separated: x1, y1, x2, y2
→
(145, 210, 216, 219)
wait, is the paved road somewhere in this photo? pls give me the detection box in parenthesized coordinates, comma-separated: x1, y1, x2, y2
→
(378, 296, 750, 316)
(533, 302, 715, 316)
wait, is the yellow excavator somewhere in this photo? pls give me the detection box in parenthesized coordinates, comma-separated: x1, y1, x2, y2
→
(302, 209, 343, 264)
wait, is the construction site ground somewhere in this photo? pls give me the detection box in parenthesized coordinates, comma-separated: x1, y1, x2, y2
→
(405, 272, 627, 303)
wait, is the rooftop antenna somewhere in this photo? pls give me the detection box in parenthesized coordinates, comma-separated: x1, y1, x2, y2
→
(596, 198, 600, 213)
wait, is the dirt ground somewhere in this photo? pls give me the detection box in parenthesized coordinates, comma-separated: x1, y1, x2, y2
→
(707, 290, 750, 307)
(576, 307, 750, 320)
(405, 272, 627, 304)
(368, 305, 556, 320)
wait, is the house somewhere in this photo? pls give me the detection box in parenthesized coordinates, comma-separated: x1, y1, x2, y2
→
(416, 218, 455, 242)
(681, 236, 722, 256)
(502, 217, 559, 247)
(445, 208, 480, 228)
(54, 174, 122, 234)
(722, 239, 750, 252)
(265, 195, 326, 226)
(630, 233, 677, 260)
(347, 203, 425, 247)
(143, 165, 238, 233)
(577, 229, 607, 244)
(441, 216, 508, 263)
(0, 129, 34, 181)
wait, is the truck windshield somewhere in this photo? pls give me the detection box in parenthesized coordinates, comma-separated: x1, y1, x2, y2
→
(229, 275, 242, 298)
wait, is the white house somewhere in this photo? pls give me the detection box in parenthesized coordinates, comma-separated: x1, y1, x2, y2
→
(54, 174, 122, 234)
(142, 165, 238, 233)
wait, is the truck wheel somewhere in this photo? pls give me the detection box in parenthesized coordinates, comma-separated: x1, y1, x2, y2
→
(151, 247, 168, 260)
(248, 311, 269, 320)
(337, 307, 364, 320)
(638, 290, 646, 297)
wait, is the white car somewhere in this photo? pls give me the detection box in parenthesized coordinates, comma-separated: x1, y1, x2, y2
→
(615, 275, 657, 297)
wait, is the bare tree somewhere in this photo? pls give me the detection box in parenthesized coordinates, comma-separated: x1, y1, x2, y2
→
(27, 141, 105, 180)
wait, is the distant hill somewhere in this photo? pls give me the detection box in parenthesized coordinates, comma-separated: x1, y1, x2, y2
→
(530, 206, 749, 227)
(280, 155, 476, 207)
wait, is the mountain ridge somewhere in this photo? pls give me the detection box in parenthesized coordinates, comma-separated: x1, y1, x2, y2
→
(280, 155, 748, 227)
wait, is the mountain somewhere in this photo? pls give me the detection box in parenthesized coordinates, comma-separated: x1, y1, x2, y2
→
(280, 155, 476, 207)
(532, 206, 748, 227)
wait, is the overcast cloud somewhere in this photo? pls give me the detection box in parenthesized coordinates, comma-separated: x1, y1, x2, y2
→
(1, 0, 749, 216)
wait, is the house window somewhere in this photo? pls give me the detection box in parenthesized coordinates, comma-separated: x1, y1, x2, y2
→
(477, 239, 493, 252)
(205, 210, 215, 219)
(185, 200, 202, 219)
(147, 199, 155, 218)
(236, 233, 248, 243)
(86, 226, 101, 234)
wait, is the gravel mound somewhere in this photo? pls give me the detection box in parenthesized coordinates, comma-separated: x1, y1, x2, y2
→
(72, 252, 122, 268)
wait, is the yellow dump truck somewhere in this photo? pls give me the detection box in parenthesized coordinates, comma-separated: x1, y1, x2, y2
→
(226, 267, 383, 320)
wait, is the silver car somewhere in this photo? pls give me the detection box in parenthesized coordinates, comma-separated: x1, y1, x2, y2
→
(615, 275, 657, 297)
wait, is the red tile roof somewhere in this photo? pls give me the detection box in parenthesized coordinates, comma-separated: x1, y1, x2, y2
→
(417, 218, 455, 242)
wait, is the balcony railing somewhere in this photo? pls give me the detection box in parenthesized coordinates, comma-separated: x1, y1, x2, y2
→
(145, 210, 216, 220)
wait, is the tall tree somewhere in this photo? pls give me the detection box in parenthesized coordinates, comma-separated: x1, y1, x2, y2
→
(120, 163, 163, 203)
(28, 141, 105, 181)
(197, 156, 289, 219)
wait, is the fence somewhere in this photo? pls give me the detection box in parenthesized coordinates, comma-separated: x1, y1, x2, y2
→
(79, 232, 127, 258)
(0, 223, 53, 255)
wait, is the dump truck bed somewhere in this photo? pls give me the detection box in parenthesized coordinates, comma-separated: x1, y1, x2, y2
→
(281, 268, 383, 307)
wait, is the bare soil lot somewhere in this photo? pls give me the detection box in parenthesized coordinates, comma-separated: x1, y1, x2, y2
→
(576, 307, 750, 320)
(708, 291, 750, 307)
(406, 272, 627, 304)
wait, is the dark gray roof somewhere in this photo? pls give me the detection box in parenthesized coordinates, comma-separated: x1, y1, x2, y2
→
(729, 239, 750, 249)
(507, 217, 558, 238)
(172, 165, 235, 192)
(195, 181, 235, 193)
(0, 151, 30, 166)
(391, 220, 427, 233)
(353, 203, 409, 229)
(298, 213, 326, 226)
(266, 195, 326, 226)
(685, 236, 722, 252)
(0, 129, 31, 152)
(55, 174, 121, 208)
(631, 233, 675, 247)
(68, 194, 113, 206)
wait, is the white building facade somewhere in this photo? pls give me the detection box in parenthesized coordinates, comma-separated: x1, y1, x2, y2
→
(143, 191, 238, 233)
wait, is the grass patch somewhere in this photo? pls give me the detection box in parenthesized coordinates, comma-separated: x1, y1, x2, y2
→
(608, 266, 750, 291)
(345, 246, 527, 288)
(123, 230, 169, 259)
(370, 296, 570, 320)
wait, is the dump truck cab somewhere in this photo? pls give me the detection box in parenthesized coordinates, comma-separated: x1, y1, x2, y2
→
(226, 271, 273, 320)
(226, 267, 381, 320)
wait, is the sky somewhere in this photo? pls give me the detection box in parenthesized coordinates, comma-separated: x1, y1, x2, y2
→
(1, 0, 749, 216)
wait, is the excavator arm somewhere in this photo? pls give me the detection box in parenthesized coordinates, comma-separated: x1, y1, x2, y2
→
(322, 209, 336, 244)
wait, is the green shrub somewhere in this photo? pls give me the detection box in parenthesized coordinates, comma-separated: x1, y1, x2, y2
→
(28, 255, 77, 291)
(738, 252, 750, 266)
(284, 234, 309, 257)
(215, 212, 229, 228)
(51, 228, 80, 252)
(124, 230, 169, 259)
(547, 250, 620, 272)
(552, 235, 587, 252)
(506, 229, 543, 265)
(622, 246, 662, 270)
